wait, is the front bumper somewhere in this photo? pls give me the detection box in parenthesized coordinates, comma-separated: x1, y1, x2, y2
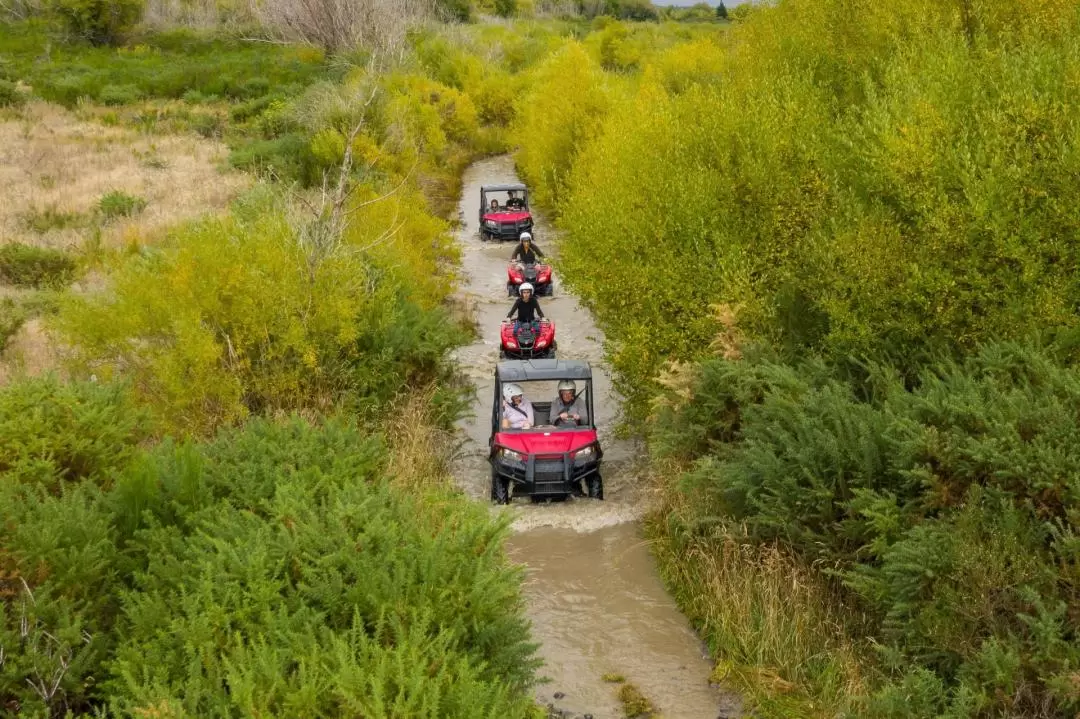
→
(484, 220, 534, 241)
(500, 344, 554, 360)
(491, 453, 601, 498)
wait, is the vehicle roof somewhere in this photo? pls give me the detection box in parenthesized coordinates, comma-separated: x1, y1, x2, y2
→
(481, 183, 528, 192)
(496, 359, 593, 381)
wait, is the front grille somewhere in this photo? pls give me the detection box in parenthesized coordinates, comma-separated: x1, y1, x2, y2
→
(535, 459, 564, 474)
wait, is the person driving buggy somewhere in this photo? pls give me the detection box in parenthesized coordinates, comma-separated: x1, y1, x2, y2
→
(506, 190, 525, 210)
(506, 282, 544, 329)
(552, 380, 588, 427)
(501, 383, 534, 429)
(510, 232, 544, 264)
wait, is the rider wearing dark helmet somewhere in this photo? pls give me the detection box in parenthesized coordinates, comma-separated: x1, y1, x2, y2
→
(510, 232, 544, 264)
(506, 190, 526, 210)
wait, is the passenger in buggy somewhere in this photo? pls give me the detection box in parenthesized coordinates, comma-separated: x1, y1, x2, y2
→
(500, 383, 534, 429)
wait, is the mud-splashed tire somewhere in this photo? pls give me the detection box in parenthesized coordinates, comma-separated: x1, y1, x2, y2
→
(587, 475, 604, 500)
(491, 469, 510, 504)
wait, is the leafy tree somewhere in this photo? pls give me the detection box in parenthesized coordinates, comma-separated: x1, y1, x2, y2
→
(46, 0, 145, 45)
(716, 2, 728, 19)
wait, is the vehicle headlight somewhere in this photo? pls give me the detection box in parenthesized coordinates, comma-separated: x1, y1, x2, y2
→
(485, 220, 497, 228)
(536, 339, 548, 348)
(499, 448, 523, 461)
(575, 446, 594, 458)
(506, 339, 517, 348)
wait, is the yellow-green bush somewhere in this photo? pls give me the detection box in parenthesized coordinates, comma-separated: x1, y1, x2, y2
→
(57, 190, 458, 436)
(514, 41, 619, 209)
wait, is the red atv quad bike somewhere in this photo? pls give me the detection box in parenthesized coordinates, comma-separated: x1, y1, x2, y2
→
(489, 359, 603, 504)
(479, 183, 533, 242)
(500, 319, 556, 360)
(507, 262, 553, 297)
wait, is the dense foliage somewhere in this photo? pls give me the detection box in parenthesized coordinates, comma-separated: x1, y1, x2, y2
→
(511, 0, 1080, 716)
(0, 17, 575, 718)
(0, 382, 540, 717)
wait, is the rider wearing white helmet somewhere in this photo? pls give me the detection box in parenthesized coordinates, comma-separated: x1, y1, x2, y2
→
(552, 379, 588, 427)
(506, 281, 544, 327)
(501, 383, 534, 429)
(510, 232, 544, 264)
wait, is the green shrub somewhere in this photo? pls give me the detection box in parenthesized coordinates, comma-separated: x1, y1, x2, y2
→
(0, 242, 78, 288)
(0, 23, 327, 109)
(0, 78, 23, 107)
(651, 343, 1080, 715)
(0, 297, 27, 351)
(228, 133, 322, 185)
(97, 189, 147, 219)
(0, 377, 150, 489)
(19, 205, 88, 233)
(46, 0, 146, 45)
(96, 81, 142, 105)
(1, 418, 542, 717)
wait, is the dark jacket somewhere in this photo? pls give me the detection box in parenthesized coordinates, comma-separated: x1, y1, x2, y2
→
(510, 242, 544, 264)
(507, 296, 544, 324)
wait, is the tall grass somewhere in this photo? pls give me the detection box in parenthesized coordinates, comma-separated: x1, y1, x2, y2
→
(648, 460, 869, 717)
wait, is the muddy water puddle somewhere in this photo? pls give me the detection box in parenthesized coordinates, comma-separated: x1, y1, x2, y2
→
(451, 156, 733, 718)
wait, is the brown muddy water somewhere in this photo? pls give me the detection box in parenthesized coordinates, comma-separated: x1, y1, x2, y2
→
(450, 156, 739, 719)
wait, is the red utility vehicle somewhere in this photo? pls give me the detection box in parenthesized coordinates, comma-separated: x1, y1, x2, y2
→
(489, 359, 603, 504)
(480, 183, 533, 242)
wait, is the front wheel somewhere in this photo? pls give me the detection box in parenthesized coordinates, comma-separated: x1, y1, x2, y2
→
(491, 468, 510, 505)
(587, 474, 604, 500)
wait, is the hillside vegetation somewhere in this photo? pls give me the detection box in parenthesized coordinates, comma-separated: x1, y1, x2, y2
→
(512, 1, 1080, 716)
(0, 5, 580, 716)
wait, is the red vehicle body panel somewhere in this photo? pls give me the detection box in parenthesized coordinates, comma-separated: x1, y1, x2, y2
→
(494, 429, 597, 455)
(508, 264, 552, 285)
(483, 210, 531, 223)
(500, 321, 555, 350)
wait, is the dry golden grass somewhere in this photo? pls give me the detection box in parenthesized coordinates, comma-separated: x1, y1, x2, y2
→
(383, 385, 458, 492)
(0, 316, 63, 386)
(0, 100, 251, 385)
(0, 100, 250, 250)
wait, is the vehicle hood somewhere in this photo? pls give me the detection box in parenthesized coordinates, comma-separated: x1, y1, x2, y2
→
(495, 430, 597, 455)
(483, 211, 531, 222)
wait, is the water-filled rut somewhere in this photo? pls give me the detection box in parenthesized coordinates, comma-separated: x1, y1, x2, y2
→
(450, 156, 736, 718)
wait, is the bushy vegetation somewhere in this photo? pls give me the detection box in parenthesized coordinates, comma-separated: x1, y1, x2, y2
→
(0, 16, 586, 718)
(0, 242, 78, 288)
(0, 23, 327, 109)
(45, 0, 145, 45)
(0, 383, 541, 717)
(513, 0, 1080, 715)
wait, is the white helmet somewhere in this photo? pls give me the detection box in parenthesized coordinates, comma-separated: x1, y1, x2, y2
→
(519, 282, 534, 294)
(519, 232, 532, 243)
(502, 383, 524, 402)
(558, 380, 576, 393)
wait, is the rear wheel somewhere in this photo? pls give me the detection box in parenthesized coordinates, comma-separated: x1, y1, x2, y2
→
(587, 474, 604, 500)
(491, 468, 510, 504)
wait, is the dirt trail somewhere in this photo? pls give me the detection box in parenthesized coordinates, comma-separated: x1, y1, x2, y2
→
(450, 156, 738, 719)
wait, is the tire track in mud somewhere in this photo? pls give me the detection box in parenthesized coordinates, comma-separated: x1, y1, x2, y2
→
(449, 156, 739, 719)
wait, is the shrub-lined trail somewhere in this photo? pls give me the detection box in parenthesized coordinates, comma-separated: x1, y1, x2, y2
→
(450, 155, 736, 718)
